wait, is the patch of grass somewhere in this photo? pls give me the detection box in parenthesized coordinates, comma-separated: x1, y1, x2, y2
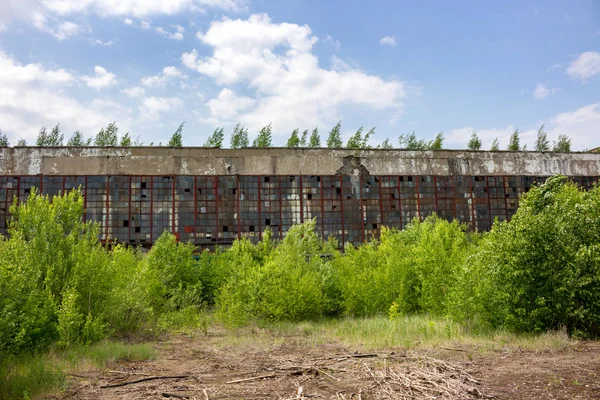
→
(242, 315, 575, 352)
(0, 341, 156, 400)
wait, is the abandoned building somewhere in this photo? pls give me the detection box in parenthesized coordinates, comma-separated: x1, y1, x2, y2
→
(1, 147, 599, 248)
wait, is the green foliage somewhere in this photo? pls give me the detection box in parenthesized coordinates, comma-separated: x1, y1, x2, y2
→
(0, 130, 8, 147)
(399, 131, 428, 149)
(326, 121, 342, 148)
(309, 127, 321, 147)
(67, 131, 91, 146)
(252, 124, 273, 147)
(451, 176, 600, 336)
(399, 132, 444, 150)
(144, 232, 202, 312)
(429, 132, 444, 150)
(217, 221, 337, 326)
(230, 123, 249, 149)
(378, 138, 393, 149)
(95, 122, 119, 146)
(507, 129, 522, 151)
(36, 124, 63, 146)
(300, 129, 309, 146)
(334, 217, 473, 318)
(346, 127, 374, 149)
(535, 125, 550, 152)
(553, 134, 571, 152)
(204, 127, 225, 148)
(169, 122, 184, 147)
(467, 131, 482, 150)
(490, 138, 500, 151)
(17, 138, 27, 146)
(287, 128, 300, 147)
(120, 132, 132, 147)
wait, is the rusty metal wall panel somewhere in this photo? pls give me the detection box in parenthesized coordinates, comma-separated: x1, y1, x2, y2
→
(1, 174, 598, 247)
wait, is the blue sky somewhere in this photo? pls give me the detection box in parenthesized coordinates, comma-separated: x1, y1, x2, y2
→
(0, 0, 599, 149)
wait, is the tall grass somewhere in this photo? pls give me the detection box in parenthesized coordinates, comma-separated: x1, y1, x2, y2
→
(0, 341, 156, 400)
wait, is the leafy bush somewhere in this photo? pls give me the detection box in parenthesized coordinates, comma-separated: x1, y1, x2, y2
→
(335, 215, 474, 317)
(451, 176, 600, 336)
(216, 220, 338, 325)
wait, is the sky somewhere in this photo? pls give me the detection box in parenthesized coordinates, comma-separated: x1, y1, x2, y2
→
(0, 0, 599, 149)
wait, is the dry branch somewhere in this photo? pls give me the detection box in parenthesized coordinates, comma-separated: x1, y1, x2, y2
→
(100, 375, 190, 388)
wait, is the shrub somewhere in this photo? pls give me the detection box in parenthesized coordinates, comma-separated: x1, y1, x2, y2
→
(451, 176, 600, 336)
(216, 220, 338, 325)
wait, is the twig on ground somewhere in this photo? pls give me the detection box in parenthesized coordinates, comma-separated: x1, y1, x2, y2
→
(226, 374, 277, 384)
(100, 375, 190, 388)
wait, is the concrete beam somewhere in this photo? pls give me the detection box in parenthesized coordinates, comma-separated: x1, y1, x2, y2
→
(1, 147, 600, 177)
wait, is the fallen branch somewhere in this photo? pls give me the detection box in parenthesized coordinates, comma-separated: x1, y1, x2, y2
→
(162, 393, 189, 399)
(226, 374, 277, 384)
(100, 375, 190, 388)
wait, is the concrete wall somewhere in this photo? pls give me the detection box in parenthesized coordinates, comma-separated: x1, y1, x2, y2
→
(1, 147, 600, 177)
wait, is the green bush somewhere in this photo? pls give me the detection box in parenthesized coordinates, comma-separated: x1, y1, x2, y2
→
(451, 176, 600, 336)
(216, 220, 338, 325)
(335, 215, 474, 317)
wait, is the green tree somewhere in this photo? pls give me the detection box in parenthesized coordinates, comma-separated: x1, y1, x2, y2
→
(168, 122, 184, 147)
(428, 132, 444, 150)
(252, 124, 273, 148)
(287, 129, 300, 147)
(48, 124, 63, 146)
(346, 127, 374, 149)
(120, 132, 132, 147)
(94, 122, 119, 146)
(535, 125, 550, 152)
(507, 129, 521, 151)
(204, 127, 225, 148)
(35, 126, 48, 146)
(553, 134, 571, 152)
(309, 127, 321, 147)
(230, 123, 249, 149)
(17, 138, 27, 146)
(0, 130, 8, 147)
(67, 131, 91, 146)
(467, 131, 482, 150)
(490, 137, 500, 151)
(326, 121, 342, 148)
(399, 131, 428, 150)
(300, 129, 309, 146)
(378, 138, 393, 149)
(37, 124, 63, 146)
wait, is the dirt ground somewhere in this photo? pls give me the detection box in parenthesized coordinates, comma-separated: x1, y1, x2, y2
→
(62, 332, 600, 400)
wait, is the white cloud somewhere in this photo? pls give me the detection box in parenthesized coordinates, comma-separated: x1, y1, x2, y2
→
(446, 103, 600, 151)
(156, 24, 184, 40)
(123, 18, 133, 25)
(324, 35, 340, 51)
(202, 88, 255, 123)
(93, 39, 113, 46)
(139, 96, 182, 120)
(549, 103, 600, 149)
(121, 86, 145, 98)
(140, 66, 183, 87)
(37, 0, 248, 18)
(82, 66, 117, 89)
(533, 83, 559, 99)
(140, 20, 151, 29)
(380, 36, 396, 46)
(30, 12, 81, 40)
(330, 55, 351, 72)
(182, 14, 405, 133)
(567, 51, 600, 80)
(0, 52, 130, 144)
(0, 51, 75, 84)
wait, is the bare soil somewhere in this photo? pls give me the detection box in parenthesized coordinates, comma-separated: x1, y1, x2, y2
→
(61, 332, 600, 399)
